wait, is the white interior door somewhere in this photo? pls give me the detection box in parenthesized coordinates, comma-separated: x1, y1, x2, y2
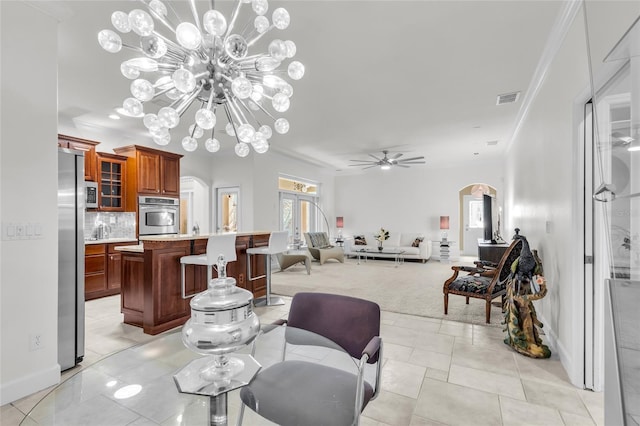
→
(216, 187, 240, 233)
(462, 195, 484, 256)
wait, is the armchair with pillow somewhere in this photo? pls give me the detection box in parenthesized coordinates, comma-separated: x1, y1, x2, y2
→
(303, 232, 345, 265)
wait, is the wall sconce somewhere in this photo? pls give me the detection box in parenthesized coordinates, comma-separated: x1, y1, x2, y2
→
(440, 216, 450, 242)
(336, 216, 344, 238)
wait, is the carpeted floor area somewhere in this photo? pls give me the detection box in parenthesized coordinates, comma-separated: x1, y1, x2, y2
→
(271, 255, 505, 327)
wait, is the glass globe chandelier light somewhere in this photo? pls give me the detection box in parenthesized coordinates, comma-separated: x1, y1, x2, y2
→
(98, 0, 304, 156)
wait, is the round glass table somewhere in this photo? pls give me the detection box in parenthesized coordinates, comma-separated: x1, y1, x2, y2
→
(20, 326, 358, 426)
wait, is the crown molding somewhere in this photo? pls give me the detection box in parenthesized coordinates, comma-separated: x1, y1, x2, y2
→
(506, 0, 584, 152)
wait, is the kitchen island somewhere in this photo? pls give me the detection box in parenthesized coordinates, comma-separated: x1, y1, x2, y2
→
(115, 232, 270, 335)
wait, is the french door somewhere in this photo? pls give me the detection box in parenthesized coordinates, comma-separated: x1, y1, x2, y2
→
(280, 192, 317, 245)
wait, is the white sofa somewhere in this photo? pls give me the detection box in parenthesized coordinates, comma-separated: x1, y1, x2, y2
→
(344, 232, 432, 262)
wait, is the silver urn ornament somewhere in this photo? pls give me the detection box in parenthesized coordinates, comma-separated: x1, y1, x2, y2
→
(181, 255, 260, 384)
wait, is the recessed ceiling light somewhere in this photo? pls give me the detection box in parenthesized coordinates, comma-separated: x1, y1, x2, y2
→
(109, 113, 120, 120)
(473, 152, 480, 155)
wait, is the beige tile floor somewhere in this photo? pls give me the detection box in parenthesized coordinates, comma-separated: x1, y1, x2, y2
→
(1, 295, 603, 425)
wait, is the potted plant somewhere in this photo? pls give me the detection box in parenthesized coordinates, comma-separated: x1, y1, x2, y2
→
(374, 228, 390, 251)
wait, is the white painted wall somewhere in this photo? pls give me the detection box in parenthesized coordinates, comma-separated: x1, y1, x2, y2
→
(503, 1, 640, 387)
(335, 159, 504, 242)
(209, 149, 335, 233)
(253, 150, 336, 232)
(0, 2, 61, 404)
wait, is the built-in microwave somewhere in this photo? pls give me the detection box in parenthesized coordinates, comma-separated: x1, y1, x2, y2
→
(85, 181, 98, 209)
(138, 196, 180, 236)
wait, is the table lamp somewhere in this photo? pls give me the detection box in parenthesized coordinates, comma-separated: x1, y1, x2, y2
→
(440, 216, 450, 242)
(336, 216, 344, 238)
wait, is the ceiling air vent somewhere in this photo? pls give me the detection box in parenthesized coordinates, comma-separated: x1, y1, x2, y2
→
(496, 91, 520, 105)
(486, 140, 498, 146)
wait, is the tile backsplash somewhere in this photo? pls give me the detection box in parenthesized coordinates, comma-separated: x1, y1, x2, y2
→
(85, 212, 136, 241)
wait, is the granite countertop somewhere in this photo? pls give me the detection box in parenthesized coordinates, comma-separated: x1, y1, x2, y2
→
(85, 238, 138, 245)
(139, 231, 271, 242)
(113, 244, 144, 253)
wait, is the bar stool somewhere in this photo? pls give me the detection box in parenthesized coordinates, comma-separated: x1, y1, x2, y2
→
(247, 230, 289, 306)
(180, 233, 237, 299)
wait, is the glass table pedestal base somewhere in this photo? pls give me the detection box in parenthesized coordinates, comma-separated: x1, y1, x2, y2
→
(173, 353, 261, 426)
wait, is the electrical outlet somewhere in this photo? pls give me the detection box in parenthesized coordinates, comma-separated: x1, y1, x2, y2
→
(29, 334, 43, 351)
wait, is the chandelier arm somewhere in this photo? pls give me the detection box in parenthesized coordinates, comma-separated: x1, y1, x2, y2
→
(223, 104, 243, 145)
(150, 86, 174, 100)
(122, 44, 144, 54)
(246, 25, 275, 48)
(143, 2, 177, 33)
(152, 31, 189, 59)
(233, 97, 261, 127)
(176, 86, 204, 116)
(223, 91, 245, 125)
(156, 63, 180, 72)
(230, 97, 250, 124)
(162, 0, 184, 31)
(238, 19, 254, 40)
(188, 0, 202, 32)
(249, 96, 277, 121)
(225, 0, 244, 38)
(206, 87, 215, 110)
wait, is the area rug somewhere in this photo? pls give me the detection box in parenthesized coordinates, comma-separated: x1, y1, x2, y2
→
(271, 257, 504, 327)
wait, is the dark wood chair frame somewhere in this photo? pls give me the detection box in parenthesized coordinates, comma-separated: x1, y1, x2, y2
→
(443, 239, 523, 323)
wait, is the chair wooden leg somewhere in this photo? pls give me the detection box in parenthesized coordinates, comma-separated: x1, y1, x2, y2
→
(465, 296, 469, 305)
(485, 300, 491, 324)
(444, 293, 449, 315)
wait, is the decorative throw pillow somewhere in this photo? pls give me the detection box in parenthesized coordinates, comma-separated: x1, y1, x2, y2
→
(354, 235, 367, 245)
(412, 237, 424, 247)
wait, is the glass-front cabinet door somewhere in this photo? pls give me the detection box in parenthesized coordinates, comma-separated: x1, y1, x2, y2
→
(97, 153, 126, 211)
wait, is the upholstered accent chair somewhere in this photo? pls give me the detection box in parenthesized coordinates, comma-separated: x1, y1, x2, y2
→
(443, 238, 523, 323)
(238, 292, 383, 426)
(303, 232, 344, 265)
(275, 251, 311, 274)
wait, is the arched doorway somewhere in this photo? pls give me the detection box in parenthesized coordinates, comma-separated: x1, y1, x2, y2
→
(459, 183, 497, 255)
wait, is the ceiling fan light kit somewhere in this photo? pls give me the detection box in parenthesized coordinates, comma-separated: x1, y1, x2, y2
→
(98, 0, 304, 156)
(349, 150, 426, 170)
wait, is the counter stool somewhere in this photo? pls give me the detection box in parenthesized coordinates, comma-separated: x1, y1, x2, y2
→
(180, 233, 237, 299)
(247, 231, 289, 306)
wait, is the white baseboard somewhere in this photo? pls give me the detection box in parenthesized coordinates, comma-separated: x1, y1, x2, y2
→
(0, 364, 60, 405)
(537, 312, 583, 389)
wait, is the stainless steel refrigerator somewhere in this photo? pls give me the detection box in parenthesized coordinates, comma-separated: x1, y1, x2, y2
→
(58, 148, 85, 371)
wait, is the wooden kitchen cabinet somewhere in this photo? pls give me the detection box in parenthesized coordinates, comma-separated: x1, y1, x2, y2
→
(58, 134, 100, 182)
(85, 241, 137, 300)
(114, 145, 182, 197)
(85, 244, 107, 300)
(96, 152, 128, 211)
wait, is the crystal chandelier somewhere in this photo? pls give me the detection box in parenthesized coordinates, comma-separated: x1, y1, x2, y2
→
(97, 0, 305, 156)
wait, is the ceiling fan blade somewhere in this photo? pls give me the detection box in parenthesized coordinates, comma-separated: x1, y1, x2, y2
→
(391, 153, 403, 160)
(396, 164, 410, 168)
(363, 165, 379, 170)
(399, 161, 426, 165)
(349, 159, 377, 163)
(398, 156, 425, 162)
(368, 153, 382, 161)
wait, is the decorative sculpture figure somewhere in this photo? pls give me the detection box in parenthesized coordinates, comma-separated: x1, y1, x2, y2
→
(503, 231, 551, 358)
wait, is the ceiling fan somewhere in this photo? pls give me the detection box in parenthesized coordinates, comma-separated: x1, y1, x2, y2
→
(349, 150, 426, 170)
